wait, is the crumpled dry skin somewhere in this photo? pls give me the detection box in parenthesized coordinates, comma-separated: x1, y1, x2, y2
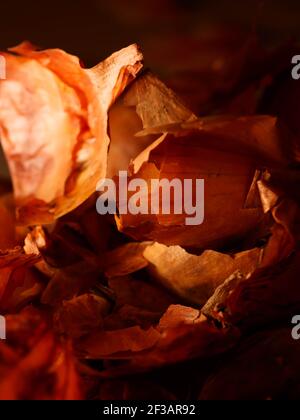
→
(136, 115, 289, 164)
(240, 169, 300, 270)
(54, 293, 111, 339)
(143, 243, 263, 306)
(224, 252, 300, 330)
(0, 233, 43, 313)
(0, 42, 143, 225)
(78, 325, 161, 359)
(104, 304, 163, 331)
(77, 304, 239, 373)
(104, 242, 152, 278)
(0, 247, 40, 270)
(107, 71, 196, 177)
(23, 224, 107, 307)
(259, 192, 299, 267)
(199, 327, 300, 400)
(0, 308, 82, 400)
(103, 241, 263, 306)
(25, 222, 100, 269)
(201, 177, 300, 324)
(77, 306, 192, 361)
(125, 317, 239, 373)
(0, 265, 44, 313)
(116, 115, 286, 249)
(103, 275, 176, 331)
(108, 275, 175, 314)
(41, 262, 102, 307)
(201, 271, 245, 323)
(4, 306, 48, 351)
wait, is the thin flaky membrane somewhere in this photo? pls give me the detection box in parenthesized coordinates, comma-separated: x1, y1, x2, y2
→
(107, 71, 196, 177)
(103, 241, 263, 306)
(0, 42, 143, 225)
(78, 306, 239, 373)
(115, 116, 285, 249)
(201, 181, 300, 327)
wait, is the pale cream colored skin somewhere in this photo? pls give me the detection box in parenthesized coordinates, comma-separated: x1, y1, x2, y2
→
(0, 43, 143, 224)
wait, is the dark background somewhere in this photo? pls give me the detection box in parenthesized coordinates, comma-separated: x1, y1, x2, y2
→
(1, 0, 300, 70)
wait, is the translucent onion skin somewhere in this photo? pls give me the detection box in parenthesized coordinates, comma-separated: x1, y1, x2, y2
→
(0, 42, 143, 225)
(116, 116, 285, 249)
